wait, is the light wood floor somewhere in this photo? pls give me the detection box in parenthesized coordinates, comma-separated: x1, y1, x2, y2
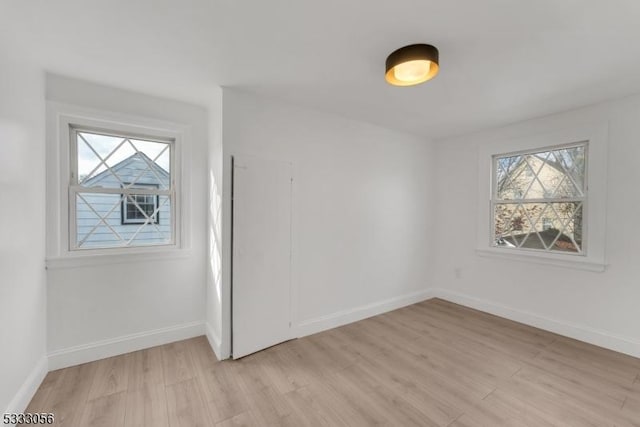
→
(24, 299, 640, 426)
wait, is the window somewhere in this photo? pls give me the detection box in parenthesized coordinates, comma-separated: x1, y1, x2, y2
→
(492, 143, 586, 254)
(122, 184, 159, 225)
(476, 124, 606, 271)
(46, 104, 189, 267)
(70, 128, 174, 250)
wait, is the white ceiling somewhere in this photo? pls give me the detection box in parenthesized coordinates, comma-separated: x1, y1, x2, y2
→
(3, 0, 640, 139)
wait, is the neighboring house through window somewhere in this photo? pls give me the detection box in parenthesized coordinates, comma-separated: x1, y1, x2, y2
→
(70, 128, 175, 250)
(492, 143, 587, 254)
(476, 124, 606, 271)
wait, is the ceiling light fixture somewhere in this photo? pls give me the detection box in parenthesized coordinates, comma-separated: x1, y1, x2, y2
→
(385, 44, 439, 86)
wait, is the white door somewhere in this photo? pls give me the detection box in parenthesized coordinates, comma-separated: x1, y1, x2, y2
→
(232, 155, 292, 358)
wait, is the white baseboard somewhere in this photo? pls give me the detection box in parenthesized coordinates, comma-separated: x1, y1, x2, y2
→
(296, 289, 435, 338)
(431, 288, 640, 359)
(48, 321, 205, 370)
(205, 322, 224, 361)
(4, 356, 48, 421)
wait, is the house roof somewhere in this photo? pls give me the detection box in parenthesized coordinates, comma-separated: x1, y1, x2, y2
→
(82, 152, 169, 187)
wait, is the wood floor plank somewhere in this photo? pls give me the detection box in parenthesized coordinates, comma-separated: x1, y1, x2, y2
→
(87, 354, 131, 401)
(127, 346, 165, 391)
(621, 396, 640, 424)
(334, 363, 441, 426)
(189, 336, 220, 372)
(450, 413, 540, 427)
(354, 353, 462, 426)
(407, 303, 546, 361)
(78, 391, 127, 427)
(390, 305, 535, 366)
(321, 369, 406, 426)
(366, 314, 519, 388)
(123, 384, 169, 427)
(260, 339, 328, 388)
(327, 321, 396, 360)
(282, 386, 339, 427)
(200, 361, 249, 423)
(305, 377, 387, 426)
(498, 376, 605, 426)
(528, 348, 640, 403)
(189, 336, 249, 423)
(513, 364, 639, 426)
(551, 333, 640, 371)
(39, 362, 99, 426)
(214, 411, 259, 427)
(165, 378, 214, 427)
(386, 308, 526, 378)
(543, 335, 640, 383)
(298, 332, 358, 373)
(372, 343, 496, 401)
(161, 339, 198, 386)
(479, 389, 558, 427)
(22, 299, 640, 426)
(240, 385, 298, 426)
(516, 363, 625, 411)
(428, 299, 557, 346)
(23, 369, 64, 413)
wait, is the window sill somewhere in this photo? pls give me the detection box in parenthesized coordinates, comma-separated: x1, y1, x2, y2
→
(475, 247, 606, 272)
(46, 248, 193, 270)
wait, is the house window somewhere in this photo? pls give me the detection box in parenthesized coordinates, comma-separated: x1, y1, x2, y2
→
(122, 184, 159, 225)
(492, 142, 587, 254)
(70, 128, 174, 250)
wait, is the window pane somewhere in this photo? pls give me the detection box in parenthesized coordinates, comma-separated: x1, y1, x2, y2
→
(493, 202, 582, 253)
(123, 193, 159, 224)
(77, 131, 171, 190)
(131, 139, 171, 174)
(549, 146, 586, 197)
(76, 193, 171, 249)
(495, 155, 527, 200)
(495, 145, 586, 200)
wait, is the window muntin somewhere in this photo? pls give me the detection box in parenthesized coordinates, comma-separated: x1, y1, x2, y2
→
(491, 143, 587, 254)
(70, 128, 174, 250)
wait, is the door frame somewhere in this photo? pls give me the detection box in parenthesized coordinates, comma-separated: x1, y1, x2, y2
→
(229, 155, 235, 356)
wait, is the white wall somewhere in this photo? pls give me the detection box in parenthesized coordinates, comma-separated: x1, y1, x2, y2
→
(206, 87, 225, 358)
(220, 89, 436, 355)
(45, 75, 209, 368)
(0, 57, 48, 413)
(433, 94, 640, 357)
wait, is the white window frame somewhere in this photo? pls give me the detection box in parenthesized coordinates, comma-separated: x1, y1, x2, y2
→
(68, 126, 175, 250)
(476, 123, 608, 272)
(46, 102, 191, 267)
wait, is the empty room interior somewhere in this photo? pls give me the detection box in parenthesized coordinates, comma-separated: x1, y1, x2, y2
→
(2, 1, 640, 426)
